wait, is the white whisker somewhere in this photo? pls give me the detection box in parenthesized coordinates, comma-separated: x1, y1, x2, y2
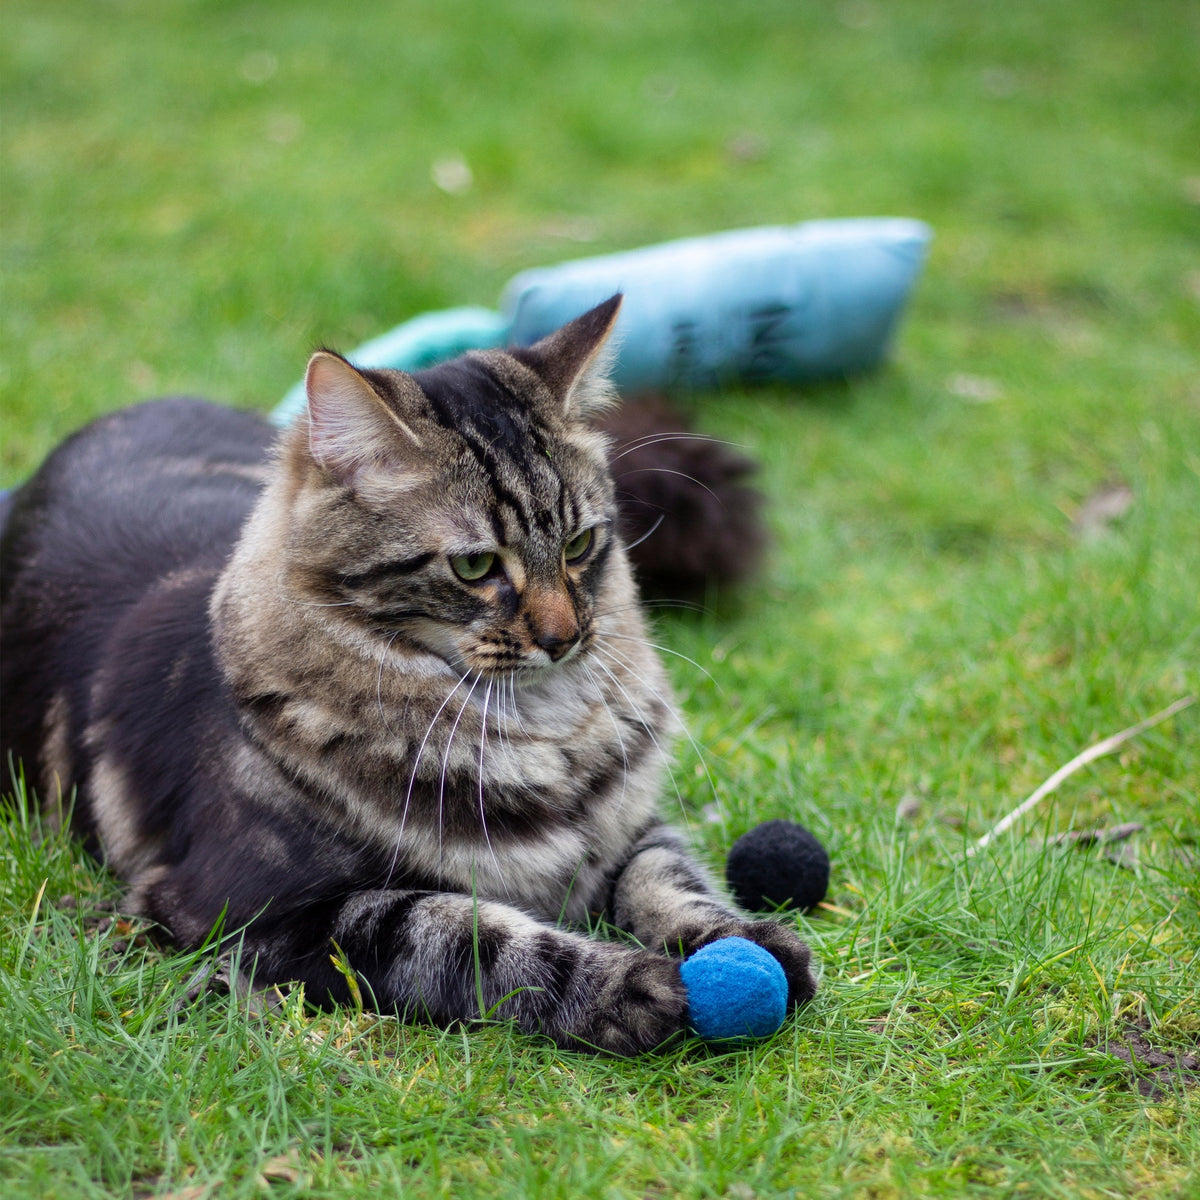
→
(505, 673, 528, 739)
(384, 672, 471, 888)
(437, 674, 482, 869)
(622, 513, 666, 552)
(586, 650, 691, 832)
(475, 677, 505, 886)
(598, 598, 709, 618)
(580, 661, 631, 814)
(600, 630, 720, 689)
(609, 431, 745, 463)
(593, 639, 718, 831)
(375, 630, 403, 735)
(495, 680, 514, 755)
(615, 466, 721, 503)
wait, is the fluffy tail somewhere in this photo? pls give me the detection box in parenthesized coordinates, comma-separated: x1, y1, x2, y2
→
(599, 397, 766, 602)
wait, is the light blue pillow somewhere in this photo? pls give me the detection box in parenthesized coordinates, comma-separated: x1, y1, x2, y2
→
(272, 218, 931, 425)
(503, 218, 932, 389)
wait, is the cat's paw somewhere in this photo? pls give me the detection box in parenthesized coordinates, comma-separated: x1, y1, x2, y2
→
(568, 949, 689, 1056)
(701, 919, 818, 1009)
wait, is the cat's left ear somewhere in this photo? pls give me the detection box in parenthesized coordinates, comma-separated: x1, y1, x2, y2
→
(510, 294, 622, 420)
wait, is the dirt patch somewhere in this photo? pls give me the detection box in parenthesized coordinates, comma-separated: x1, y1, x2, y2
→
(1091, 1023, 1200, 1100)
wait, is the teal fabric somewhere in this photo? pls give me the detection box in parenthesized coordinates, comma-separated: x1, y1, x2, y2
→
(271, 218, 931, 424)
(503, 218, 932, 389)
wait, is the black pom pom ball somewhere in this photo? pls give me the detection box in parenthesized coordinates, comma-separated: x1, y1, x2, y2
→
(726, 820, 830, 913)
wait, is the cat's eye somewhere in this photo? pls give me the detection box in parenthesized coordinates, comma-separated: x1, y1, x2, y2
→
(450, 551, 496, 582)
(564, 528, 593, 562)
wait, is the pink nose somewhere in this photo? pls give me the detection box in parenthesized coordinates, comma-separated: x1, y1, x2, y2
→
(525, 592, 580, 660)
(533, 628, 580, 661)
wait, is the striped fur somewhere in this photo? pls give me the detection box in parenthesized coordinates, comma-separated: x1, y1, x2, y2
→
(0, 297, 815, 1053)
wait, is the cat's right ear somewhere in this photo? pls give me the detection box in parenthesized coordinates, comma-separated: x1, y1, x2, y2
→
(304, 351, 424, 483)
(510, 294, 622, 420)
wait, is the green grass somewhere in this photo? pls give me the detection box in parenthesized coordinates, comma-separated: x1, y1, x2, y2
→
(3, 1, 1198, 1196)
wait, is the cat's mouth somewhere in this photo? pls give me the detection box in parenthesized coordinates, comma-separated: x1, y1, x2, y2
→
(456, 633, 592, 685)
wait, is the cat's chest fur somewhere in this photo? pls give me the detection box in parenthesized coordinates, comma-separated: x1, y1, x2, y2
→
(213, 546, 675, 922)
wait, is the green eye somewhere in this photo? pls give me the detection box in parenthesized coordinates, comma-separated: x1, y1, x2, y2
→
(564, 528, 593, 562)
(450, 551, 496, 582)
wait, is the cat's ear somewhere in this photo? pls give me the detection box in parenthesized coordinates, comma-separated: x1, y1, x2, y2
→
(510, 294, 622, 420)
(304, 351, 424, 483)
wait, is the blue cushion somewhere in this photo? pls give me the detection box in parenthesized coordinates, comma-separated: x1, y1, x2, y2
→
(503, 218, 932, 389)
(271, 218, 931, 425)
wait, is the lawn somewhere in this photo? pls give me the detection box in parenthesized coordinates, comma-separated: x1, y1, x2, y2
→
(2, 1, 1198, 1197)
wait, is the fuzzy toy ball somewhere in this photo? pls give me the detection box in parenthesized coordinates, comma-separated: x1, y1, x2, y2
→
(679, 937, 789, 1041)
(726, 820, 831, 914)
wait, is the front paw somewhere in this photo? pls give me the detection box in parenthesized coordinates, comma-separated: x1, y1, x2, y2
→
(568, 949, 689, 1056)
(705, 920, 818, 1009)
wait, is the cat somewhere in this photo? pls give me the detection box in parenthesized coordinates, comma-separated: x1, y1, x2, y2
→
(0, 296, 815, 1054)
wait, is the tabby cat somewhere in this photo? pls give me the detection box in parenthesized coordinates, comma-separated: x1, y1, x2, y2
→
(0, 296, 815, 1054)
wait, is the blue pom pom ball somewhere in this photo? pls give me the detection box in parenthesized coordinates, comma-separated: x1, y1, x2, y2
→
(679, 937, 788, 1041)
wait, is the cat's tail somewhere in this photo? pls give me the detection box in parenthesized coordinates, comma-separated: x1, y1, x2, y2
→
(599, 396, 766, 604)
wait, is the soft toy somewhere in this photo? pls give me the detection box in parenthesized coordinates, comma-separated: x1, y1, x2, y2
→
(680, 937, 788, 1041)
(726, 819, 831, 914)
(680, 820, 831, 1042)
(272, 217, 931, 425)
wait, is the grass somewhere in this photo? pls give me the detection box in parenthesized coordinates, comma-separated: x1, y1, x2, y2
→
(2, 0, 1198, 1196)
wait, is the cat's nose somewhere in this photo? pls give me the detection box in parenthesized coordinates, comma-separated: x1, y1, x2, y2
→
(534, 629, 581, 662)
(524, 591, 580, 661)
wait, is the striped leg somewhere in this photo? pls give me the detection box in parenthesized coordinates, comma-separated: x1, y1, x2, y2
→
(259, 889, 690, 1056)
(609, 824, 818, 1008)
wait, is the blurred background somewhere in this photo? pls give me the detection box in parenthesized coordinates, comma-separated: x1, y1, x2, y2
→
(6, 1, 1195, 460)
(3, 0, 1198, 825)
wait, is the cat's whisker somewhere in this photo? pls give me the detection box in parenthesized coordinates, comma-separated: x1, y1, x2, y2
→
(608, 431, 744, 463)
(505, 672, 529, 740)
(595, 638, 698, 740)
(279, 595, 359, 608)
(498, 675, 522, 752)
(616, 466, 721, 504)
(436, 673, 483, 871)
(622, 513, 666, 553)
(579, 661, 631, 814)
(375, 630, 403, 736)
(586, 650, 691, 833)
(599, 630, 720, 689)
(488, 675, 509, 752)
(598, 597, 708, 617)
(475, 677, 505, 887)
(593, 640, 717, 831)
(385, 672, 471, 888)
(643, 600, 709, 613)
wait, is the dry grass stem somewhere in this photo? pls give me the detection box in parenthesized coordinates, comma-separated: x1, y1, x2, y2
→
(967, 695, 1196, 858)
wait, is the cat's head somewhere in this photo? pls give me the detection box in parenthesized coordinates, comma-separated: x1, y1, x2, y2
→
(281, 295, 629, 680)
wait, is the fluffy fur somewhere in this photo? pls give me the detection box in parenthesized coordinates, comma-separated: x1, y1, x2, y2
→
(600, 394, 766, 601)
(0, 296, 814, 1054)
